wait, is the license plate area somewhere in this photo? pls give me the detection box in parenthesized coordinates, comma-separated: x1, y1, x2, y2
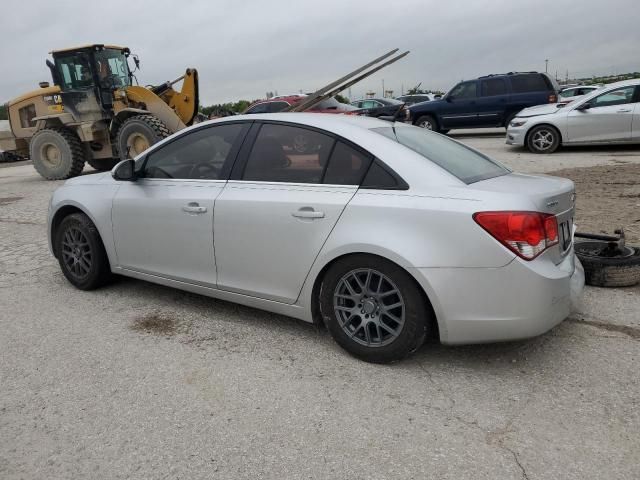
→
(559, 218, 573, 254)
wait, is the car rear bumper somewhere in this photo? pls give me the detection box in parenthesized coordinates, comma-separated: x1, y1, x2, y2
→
(410, 250, 584, 345)
(505, 126, 527, 146)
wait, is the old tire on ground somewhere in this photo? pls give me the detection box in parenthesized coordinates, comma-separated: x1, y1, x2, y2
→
(574, 241, 640, 287)
(526, 124, 561, 154)
(415, 115, 438, 132)
(30, 128, 85, 180)
(87, 158, 120, 171)
(319, 254, 431, 363)
(116, 115, 170, 160)
(54, 212, 112, 290)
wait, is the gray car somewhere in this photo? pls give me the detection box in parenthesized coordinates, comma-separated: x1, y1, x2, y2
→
(507, 79, 640, 153)
(48, 114, 583, 362)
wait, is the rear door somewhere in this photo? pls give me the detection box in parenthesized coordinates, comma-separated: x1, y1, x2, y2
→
(567, 85, 636, 143)
(214, 122, 372, 303)
(111, 122, 249, 286)
(440, 81, 479, 128)
(477, 77, 510, 126)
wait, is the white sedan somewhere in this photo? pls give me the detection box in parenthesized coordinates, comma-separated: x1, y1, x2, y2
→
(507, 79, 640, 153)
(48, 114, 583, 362)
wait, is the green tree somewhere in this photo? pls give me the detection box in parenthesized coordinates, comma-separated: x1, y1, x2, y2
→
(0, 103, 7, 121)
(334, 94, 350, 104)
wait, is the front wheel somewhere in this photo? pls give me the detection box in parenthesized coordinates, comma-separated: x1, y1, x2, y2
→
(116, 115, 170, 160)
(320, 255, 431, 363)
(526, 125, 560, 153)
(415, 115, 438, 131)
(54, 213, 112, 290)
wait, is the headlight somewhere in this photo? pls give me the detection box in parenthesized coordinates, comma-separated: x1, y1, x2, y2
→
(510, 119, 527, 128)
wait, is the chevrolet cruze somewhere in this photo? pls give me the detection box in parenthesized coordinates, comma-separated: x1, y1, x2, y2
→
(48, 113, 583, 363)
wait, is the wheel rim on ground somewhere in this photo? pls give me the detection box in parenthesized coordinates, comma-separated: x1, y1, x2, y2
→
(531, 129, 555, 151)
(576, 241, 635, 259)
(40, 143, 62, 168)
(333, 268, 405, 347)
(127, 133, 150, 156)
(61, 226, 92, 280)
(419, 120, 433, 130)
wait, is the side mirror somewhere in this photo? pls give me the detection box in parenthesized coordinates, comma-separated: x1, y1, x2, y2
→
(111, 159, 137, 181)
(46, 60, 61, 86)
(576, 102, 591, 111)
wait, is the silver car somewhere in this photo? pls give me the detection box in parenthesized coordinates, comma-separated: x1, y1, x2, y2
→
(507, 79, 640, 153)
(48, 114, 583, 362)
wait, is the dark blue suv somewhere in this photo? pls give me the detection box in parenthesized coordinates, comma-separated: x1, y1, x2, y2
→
(409, 72, 559, 133)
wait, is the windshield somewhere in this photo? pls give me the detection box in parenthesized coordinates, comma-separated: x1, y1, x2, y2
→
(94, 49, 131, 89)
(371, 126, 510, 184)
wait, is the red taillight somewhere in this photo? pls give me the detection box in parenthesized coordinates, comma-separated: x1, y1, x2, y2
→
(473, 211, 559, 260)
(548, 94, 557, 103)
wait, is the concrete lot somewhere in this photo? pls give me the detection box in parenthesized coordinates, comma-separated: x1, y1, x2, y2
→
(1, 132, 639, 479)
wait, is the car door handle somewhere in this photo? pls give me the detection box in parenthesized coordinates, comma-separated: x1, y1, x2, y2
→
(617, 108, 632, 113)
(292, 207, 325, 219)
(182, 202, 207, 214)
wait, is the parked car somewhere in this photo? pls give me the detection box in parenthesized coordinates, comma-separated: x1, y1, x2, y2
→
(48, 113, 583, 363)
(506, 79, 640, 153)
(395, 94, 436, 105)
(558, 85, 600, 103)
(409, 72, 560, 132)
(350, 98, 410, 121)
(244, 96, 360, 114)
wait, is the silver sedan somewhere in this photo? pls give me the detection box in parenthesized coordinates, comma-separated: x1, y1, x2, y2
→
(48, 113, 583, 362)
(507, 79, 640, 153)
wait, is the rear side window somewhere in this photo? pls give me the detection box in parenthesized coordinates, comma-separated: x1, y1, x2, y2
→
(371, 126, 509, 184)
(361, 160, 407, 189)
(242, 124, 334, 183)
(510, 74, 549, 93)
(323, 142, 372, 185)
(143, 124, 245, 180)
(480, 78, 507, 96)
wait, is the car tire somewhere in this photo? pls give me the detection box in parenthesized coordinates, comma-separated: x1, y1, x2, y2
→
(319, 254, 431, 363)
(30, 128, 85, 180)
(526, 125, 561, 154)
(54, 213, 112, 290)
(116, 115, 170, 160)
(575, 241, 640, 287)
(415, 115, 438, 132)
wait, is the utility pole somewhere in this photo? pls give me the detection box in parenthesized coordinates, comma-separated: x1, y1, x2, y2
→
(545, 59, 549, 73)
(382, 79, 385, 97)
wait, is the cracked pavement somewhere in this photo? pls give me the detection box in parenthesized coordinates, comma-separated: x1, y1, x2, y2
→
(1, 138, 639, 479)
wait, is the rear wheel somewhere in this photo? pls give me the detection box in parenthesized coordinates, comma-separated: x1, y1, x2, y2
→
(415, 115, 438, 131)
(526, 125, 560, 153)
(54, 213, 112, 290)
(116, 115, 170, 160)
(30, 128, 85, 180)
(88, 158, 120, 171)
(320, 255, 430, 363)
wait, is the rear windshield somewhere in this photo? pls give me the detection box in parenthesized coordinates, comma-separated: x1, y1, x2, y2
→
(510, 74, 552, 93)
(371, 126, 510, 184)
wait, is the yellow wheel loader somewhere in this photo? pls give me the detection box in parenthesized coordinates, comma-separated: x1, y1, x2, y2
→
(0, 44, 198, 179)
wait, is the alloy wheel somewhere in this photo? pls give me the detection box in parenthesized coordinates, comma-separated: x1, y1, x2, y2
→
(61, 226, 93, 280)
(419, 120, 433, 130)
(333, 268, 405, 347)
(531, 129, 556, 152)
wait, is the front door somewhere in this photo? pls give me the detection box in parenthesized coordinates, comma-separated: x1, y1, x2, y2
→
(567, 85, 637, 143)
(440, 81, 479, 128)
(214, 123, 360, 303)
(112, 122, 249, 286)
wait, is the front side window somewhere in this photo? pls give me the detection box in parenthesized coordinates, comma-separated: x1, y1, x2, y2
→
(361, 100, 381, 109)
(94, 49, 131, 89)
(560, 88, 577, 98)
(449, 81, 477, 99)
(589, 86, 636, 108)
(480, 78, 507, 97)
(143, 124, 245, 179)
(371, 125, 509, 184)
(242, 124, 334, 183)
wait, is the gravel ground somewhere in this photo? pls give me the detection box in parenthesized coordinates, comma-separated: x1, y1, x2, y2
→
(1, 134, 639, 479)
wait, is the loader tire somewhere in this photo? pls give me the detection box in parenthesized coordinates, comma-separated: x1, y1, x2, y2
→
(30, 128, 85, 180)
(117, 115, 170, 160)
(87, 158, 120, 171)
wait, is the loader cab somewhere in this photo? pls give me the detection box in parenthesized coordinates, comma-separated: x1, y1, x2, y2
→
(49, 44, 132, 115)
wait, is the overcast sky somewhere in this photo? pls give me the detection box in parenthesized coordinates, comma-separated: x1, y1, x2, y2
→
(1, 0, 638, 105)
